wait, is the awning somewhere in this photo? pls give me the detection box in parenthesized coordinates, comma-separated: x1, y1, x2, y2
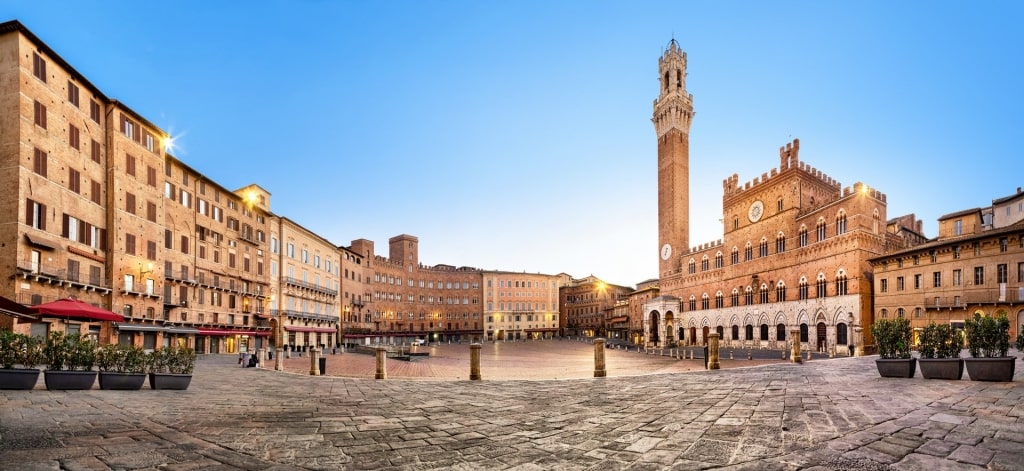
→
(197, 329, 270, 336)
(24, 233, 58, 250)
(166, 326, 200, 334)
(32, 297, 124, 322)
(115, 323, 165, 332)
(284, 326, 336, 333)
(0, 295, 37, 321)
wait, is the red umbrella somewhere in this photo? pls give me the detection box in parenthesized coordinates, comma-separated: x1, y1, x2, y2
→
(31, 298, 124, 322)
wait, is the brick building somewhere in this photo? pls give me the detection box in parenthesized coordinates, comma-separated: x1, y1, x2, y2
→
(561, 275, 633, 337)
(644, 40, 903, 354)
(482, 271, 566, 341)
(871, 188, 1024, 345)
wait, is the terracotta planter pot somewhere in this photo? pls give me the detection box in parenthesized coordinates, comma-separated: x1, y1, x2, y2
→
(149, 373, 192, 390)
(918, 358, 964, 380)
(99, 372, 147, 390)
(875, 358, 916, 378)
(0, 368, 41, 390)
(44, 370, 97, 390)
(964, 357, 1015, 382)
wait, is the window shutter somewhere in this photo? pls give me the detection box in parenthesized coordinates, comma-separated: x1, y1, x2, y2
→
(25, 199, 34, 226)
(62, 214, 70, 238)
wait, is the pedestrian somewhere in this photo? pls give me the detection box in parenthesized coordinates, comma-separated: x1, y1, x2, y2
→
(848, 343, 855, 356)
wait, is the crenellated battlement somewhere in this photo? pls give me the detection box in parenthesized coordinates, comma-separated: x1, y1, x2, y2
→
(685, 238, 725, 256)
(843, 182, 887, 203)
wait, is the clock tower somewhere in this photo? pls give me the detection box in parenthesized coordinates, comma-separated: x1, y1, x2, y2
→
(654, 39, 694, 277)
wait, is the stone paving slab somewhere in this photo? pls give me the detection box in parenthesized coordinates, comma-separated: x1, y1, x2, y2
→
(1, 343, 1022, 470)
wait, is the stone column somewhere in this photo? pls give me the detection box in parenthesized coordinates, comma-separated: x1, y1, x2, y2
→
(309, 347, 320, 375)
(375, 346, 387, 380)
(707, 333, 720, 370)
(469, 343, 482, 381)
(791, 329, 802, 364)
(275, 347, 283, 371)
(593, 338, 607, 378)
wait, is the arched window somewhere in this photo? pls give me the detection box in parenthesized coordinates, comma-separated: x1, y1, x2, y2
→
(776, 280, 787, 302)
(745, 324, 754, 341)
(715, 291, 724, 308)
(881, 308, 889, 319)
(816, 218, 827, 241)
(799, 225, 808, 247)
(759, 238, 769, 257)
(731, 247, 739, 265)
(799, 276, 809, 300)
(897, 307, 905, 318)
(873, 209, 880, 235)
(777, 324, 786, 341)
(688, 295, 696, 311)
(745, 242, 753, 261)
(837, 323, 848, 345)
(760, 324, 769, 341)
(816, 273, 828, 298)
(716, 325, 724, 339)
(776, 232, 786, 253)
(688, 259, 696, 274)
(836, 269, 848, 296)
(836, 210, 848, 235)
(701, 293, 710, 310)
(745, 286, 754, 305)
(800, 323, 809, 342)
(730, 288, 739, 307)
(731, 325, 739, 340)
(701, 255, 709, 272)
(760, 283, 769, 304)
(715, 252, 723, 269)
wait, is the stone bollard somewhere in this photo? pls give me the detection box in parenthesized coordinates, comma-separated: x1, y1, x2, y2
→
(829, 346, 834, 359)
(375, 346, 387, 380)
(730, 350, 734, 360)
(470, 343, 482, 381)
(781, 349, 786, 360)
(747, 350, 752, 360)
(309, 348, 320, 376)
(791, 330, 802, 364)
(707, 333, 720, 370)
(593, 338, 607, 378)
(806, 349, 811, 361)
(275, 346, 284, 371)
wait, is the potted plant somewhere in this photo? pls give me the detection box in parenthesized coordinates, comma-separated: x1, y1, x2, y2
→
(964, 313, 1015, 382)
(97, 344, 148, 390)
(917, 322, 963, 380)
(0, 330, 44, 390)
(43, 331, 98, 390)
(871, 317, 916, 378)
(148, 346, 195, 390)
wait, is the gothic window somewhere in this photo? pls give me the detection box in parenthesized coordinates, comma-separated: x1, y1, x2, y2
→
(715, 252, 723, 269)
(731, 288, 739, 307)
(731, 247, 739, 265)
(799, 277, 809, 300)
(775, 281, 787, 302)
(701, 255, 709, 272)
(816, 273, 828, 298)
(745, 242, 753, 261)
(701, 293, 710, 310)
(836, 211, 848, 235)
(776, 232, 786, 253)
(816, 218, 827, 242)
(688, 259, 696, 274)
(799, 226, 808, 247)
(715, 291, 724, 308)
(759, 284, 769, 304)
(836, 270, 848, 296)
(745, 286, 754, 305)
(759, 238, 768, 257)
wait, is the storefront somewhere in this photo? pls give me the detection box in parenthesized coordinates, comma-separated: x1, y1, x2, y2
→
(195, 329, 271, 354)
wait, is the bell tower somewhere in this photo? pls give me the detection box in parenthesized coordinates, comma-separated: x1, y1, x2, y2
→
(653, 39, 694, 277)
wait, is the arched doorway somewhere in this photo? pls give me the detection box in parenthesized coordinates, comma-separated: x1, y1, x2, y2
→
(649, 311, 661, 345)
(689, 326, 697, 346)
(664, 312, 675, 344)
(701, 326, 709, 345)
(816, 322, 827, 351)
(837, 322, 848, 345)
(776, 324, 786, 341)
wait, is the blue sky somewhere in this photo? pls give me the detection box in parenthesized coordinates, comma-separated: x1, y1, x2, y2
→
(6, 1, 1023, 287)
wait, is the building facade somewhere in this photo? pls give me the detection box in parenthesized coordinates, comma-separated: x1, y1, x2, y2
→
(482, 271, 566, 341)
(561, 276, 633, 337)
(645, 40, 894, 354)
(871, 188, 1024, 345)
(271, 217, 341, 352)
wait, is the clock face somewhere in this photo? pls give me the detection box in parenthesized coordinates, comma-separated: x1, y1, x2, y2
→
(748, 200, 764, 223)
(661, 243, 672, 260)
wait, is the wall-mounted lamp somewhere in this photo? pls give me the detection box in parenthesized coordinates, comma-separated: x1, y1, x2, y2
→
(139, 262, 154, 277)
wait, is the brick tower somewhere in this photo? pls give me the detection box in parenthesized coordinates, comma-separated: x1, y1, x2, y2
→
(653, 39, 694, 277)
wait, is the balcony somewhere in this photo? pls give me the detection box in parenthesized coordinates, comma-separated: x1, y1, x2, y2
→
(16, 258, 112, 293)
(281, 276, 338, 297)
(271, 309, 339, 323)
(924, 286, 1024, 310)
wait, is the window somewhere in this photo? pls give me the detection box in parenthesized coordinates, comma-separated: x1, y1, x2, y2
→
(125, 233, 135, 255)
(744, 287, 753, 305)
(90, 180, 101, 204)
(1000, 237, 1008, 253)
(125, 192, 136, 215)
(68, 168, 81, 194)
(715, 292, 723, 308)
(997, 264, 1007, 284)
(775, 282, 786, 302)
(700, 256, 708, 272)
(954, 219, 963, 236)
(880, 278, 888, 293)
(90, 100, 101, 123)
(32, 52, 47, 81)
(799, 228, 808, 247)
(126, 154, 136, 176)
(91, 140, 101, 163)
(933, 272, 941, 288)
(881, 308, 888, 319)
(759, 285, 769, 304)
(896, 276, 905, 291)
(759, 239, 768, 257)
(688, 259, 695, 274)
(836, 212, 847, 235)
(744, 244, 752, 261)
(26, 199, 46, 230)
(731, 248, 738, 265)
(67, 81, 80, 107)
(953, 269, 962, 286)
(816, 220, 827, 241)
(953, 246, 961, 259)
(816, 275, 827, 298)
(776, 233, 785, 253)
(974, 267, 984, 285)
(34, 100, 47, 129)
(701, 294, 709, 310)
(836, 273, 848, 296)
(69, 124, 80, 150)
(731, 289, 739, 306)
(714, 253, 723, 269)
(777, 198, 783, 212)
(913, 274, 921, 290)
(33, 148, 47, 176)
(1019, 262, 1024, 283)
(799, 279, 809, 299)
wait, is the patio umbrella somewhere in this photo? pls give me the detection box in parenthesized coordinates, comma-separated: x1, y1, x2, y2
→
(31, 298, 124, 322)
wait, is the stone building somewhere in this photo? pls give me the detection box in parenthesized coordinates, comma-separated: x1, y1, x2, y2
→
(871, 188, 1024, 344)
(270, 216, 341, 352)
(644, 40, 896, 354)
(482, 271, 566, 341)
(626, 279, 659, 344)
(561, 275, 633, 337)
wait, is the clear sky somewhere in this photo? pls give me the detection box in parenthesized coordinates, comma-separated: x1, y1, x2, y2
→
(6, 1, 1023, 287)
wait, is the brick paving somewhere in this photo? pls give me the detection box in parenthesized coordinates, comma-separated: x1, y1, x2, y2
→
(1, 341, 1022, 470)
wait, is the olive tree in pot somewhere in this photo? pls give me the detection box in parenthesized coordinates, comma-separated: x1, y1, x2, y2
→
(964, 313, 1014, 382)
(0, 330, 44, 390)
(148, 346, 195, 390)
(871, 317, 916, 378)
(44, 331, 98, 390)
(917, 323, 964, 380)
(97, 344, 148, 390)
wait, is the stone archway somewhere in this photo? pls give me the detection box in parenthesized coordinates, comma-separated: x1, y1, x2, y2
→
(664, 312, 675, 345)
(702, 326, 709, 346)
(649, 311, 661, 345)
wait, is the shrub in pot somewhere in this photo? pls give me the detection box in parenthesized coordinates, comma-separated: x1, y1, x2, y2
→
(964, 313, 1014, 382)
(148, 346, 195, 390)
(871, 317, 916, 378)
(917, 322, 964, 380)
(97, 344, 148, 390)
(0, 330, 44, 390)
(44, 331, 98, 390)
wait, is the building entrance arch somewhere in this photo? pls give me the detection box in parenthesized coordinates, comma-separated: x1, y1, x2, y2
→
(702, 326, 709, 346)
(689, 326, 697, 346)
(649, 311, 661, 345)
(816, 322, 827, 352)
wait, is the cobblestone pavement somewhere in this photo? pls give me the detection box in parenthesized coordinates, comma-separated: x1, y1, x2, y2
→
(1, 343, 1022, 471)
